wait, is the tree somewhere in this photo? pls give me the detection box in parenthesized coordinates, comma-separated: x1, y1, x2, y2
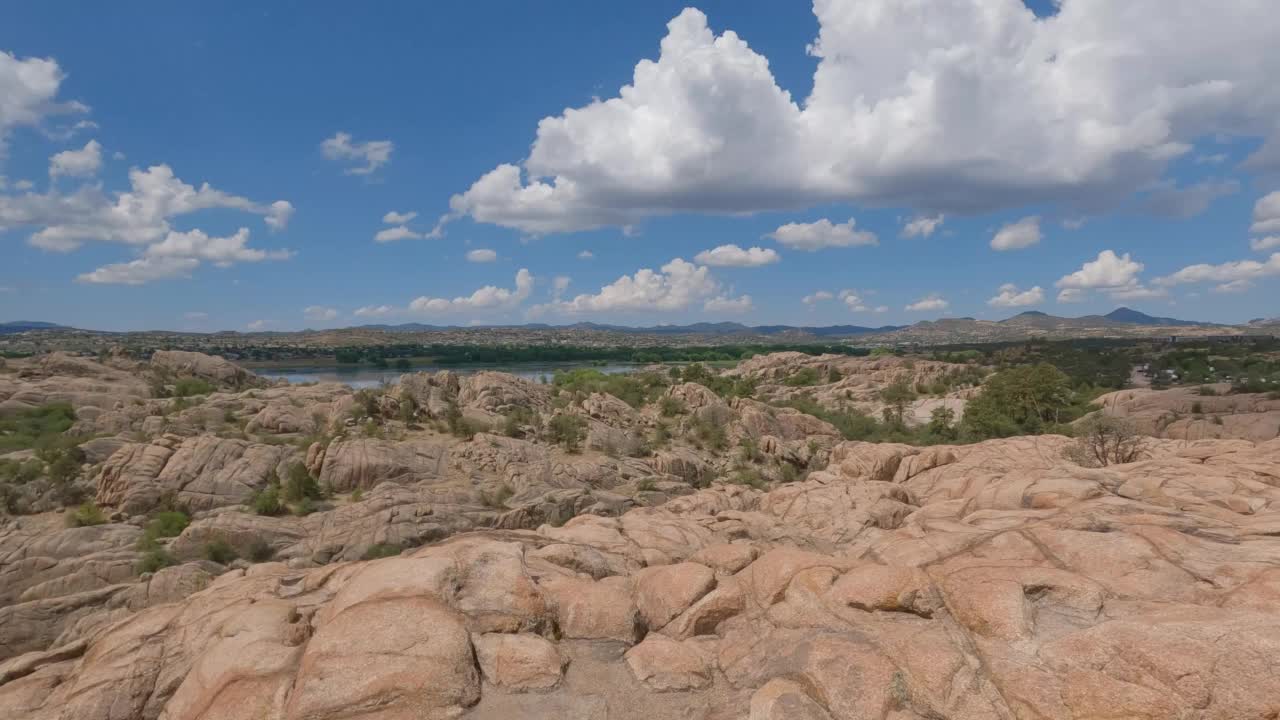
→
(962, 364, 1075, 439)
(1065, 414, 1145, 467)
(880, 379, 917, 428)
(928, 406, 958, 440)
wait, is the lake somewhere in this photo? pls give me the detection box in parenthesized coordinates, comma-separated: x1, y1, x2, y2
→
(255, 362, 641, 389)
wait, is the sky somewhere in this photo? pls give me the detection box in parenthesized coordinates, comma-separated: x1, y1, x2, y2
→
(2, 0, 1280, 332)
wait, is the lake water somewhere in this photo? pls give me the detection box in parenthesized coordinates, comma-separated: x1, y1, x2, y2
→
(255, 362, 640, 389)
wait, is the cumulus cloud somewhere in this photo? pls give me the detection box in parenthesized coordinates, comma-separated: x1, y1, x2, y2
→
(76, 256, 198, 285)
(704, 294, 753, 313)
(1141, 179, 1239, 218)
(838, 289, 880, 312)
(693, 244, 779, 267)
(304, 306, 339, 322)
(906, 295, 948, 312)
(1056, 288, 1086, 303)
(409, 269, 534, 313)
(320, 131, 393, 176)
(552, 275, 571, 300)
(1153, 253, 1280, 287)
(577, 250, 594, 259)
(447, 4, 1280, 235)
(1108, 284, 1168, 300)
(1056, 250, 1144, 290)
(766, 218, 877, 251)
(374, 225, 422, 243)
(1, 164, 292, 252)
(1251, 236, 1280, 252)
(988, 284, 1045, 308)
(383, 210, 417, 224)
(144, 228, 292, 265)
(990, 216, 1042, 251)
(466, 248, 498, 263)
(802, 290, 833, 305)
(901, 214, 944, 239)
(354, 305, 395, 318)
(1, 51, 88, 159)
(1214, 279, 1253, 293)
(49, 139, 102, 178)
(535, 258, 722, 314)
(1251, 192, 1280, 234)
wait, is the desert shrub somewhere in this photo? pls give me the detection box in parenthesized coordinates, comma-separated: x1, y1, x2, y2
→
(145, 510, 190, 540)
(1064, 414, 1144, 467)
(546, 413, 586, 452)
(688, 415, 728, 452)
(739, 437, 762, 463)
(728, 468, 768, 490)
(500, 407, 534, 438)
(396, 395, 418, 423)
(783, 367, 822, 387)
(250, 481, 284, 516)
(173, 377, 216, 397)
(284, 462, 322, 502)
(66, 501, 107, 527)
(362, 543, 403, 560)
(246, 537, 275, 562)
(1196, 385, 1218, 396)
(552, 369, 667, 408)
(673, 364, 756, 399)
(480, 483, 514, 508)
(0, 402, 76, 454)
(927, 406, 958, 441)
(879, 379, 917, 428)
(652, 422, 672, 447)
(203, 540, 238, 564)
(1191, 401, 1204, 414)
(635, 477, 656, 492)
(961, 364, 1077, 439)
(290, 497, 317, 516)
(0, 458, 43, 485)
(137, 548, 177, 574)
(827, 367, 843, 383)
(350, 488, 364, 502)
(443, 403, 482, 439)
(778, 462, 800, 483)
(659, 396, 686, 417)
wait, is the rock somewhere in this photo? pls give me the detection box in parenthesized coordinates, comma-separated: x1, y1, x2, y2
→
(748, 678, 834, 720)
(316, 437, 449, 492)
(633, 562, 716, 630)
(150, 350, 263, 389)
(623, 635, 713, 691)
(473, 632, 565, 690)
(539, 575, 641, 643)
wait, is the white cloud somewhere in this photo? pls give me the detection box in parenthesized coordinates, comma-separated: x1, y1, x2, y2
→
(1153, 253, 1280, 287)
(766, 218, 877, 251)
(802, 290, 833, 305)
(383, 210, 417, 224)
(1057, 288, 1086, 303)
(354, 305, 395, 318)
(1, 51, 88, 159)
(246, 320, 268, 331)
(49, 139, 102, 178)
(693, 244, 779, 267)
(144, 228, 291, 266)
(1213, 279, 1253, 294)
(704, 294, 753, 313)
(990, 216, 1042, 251)
(1251, 236, 1280, 252)
(1056, 250, 1144, 290)
(536, 258, 720, 314)
(577, 250, 594, 259)
(901, 214, 944, 239)
(987, 283, 1045, 308)
(1108, 284, 1167, 300)
(374, 225, 423, 243)
(320, 132, 393, 176)
(552, 275, 571, 300)
(1, 164, 291, 252)
(76, 256, 198, 285)
(838, 289, 878, 312)
(905, 294, 948, 312)
(448, 5, 1280, 234)
(304, 306, 339, 322)
(409, 269, 534, 313)
(1062, 217, 1087, 230)
(1251, 192, 1280, 234)
(466, 248, 498, 263)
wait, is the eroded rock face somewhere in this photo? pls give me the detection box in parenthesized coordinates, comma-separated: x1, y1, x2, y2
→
(150, 350, 266, 390)
(3, 433, 1279, 719)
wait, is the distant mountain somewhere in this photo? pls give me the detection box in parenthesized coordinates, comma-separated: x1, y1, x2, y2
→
(0, 321, 72, 335)
(1102, 307, 1212, 327)
(351, 321, 905, 338)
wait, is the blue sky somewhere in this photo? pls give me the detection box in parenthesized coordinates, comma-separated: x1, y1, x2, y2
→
(2, 0, 1279, 331)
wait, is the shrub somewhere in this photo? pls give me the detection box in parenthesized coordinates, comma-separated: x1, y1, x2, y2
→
(961, 364, 1077, 439)
(1196, 385, 1218, 396)
(66, 501, 106, 527)
(290, 497, 317, 516)
(1191, 401, 1204, 414)
(246, 538, 275, 562)
(879, 379, 917, 428)
(1064, 414, 1144, 467)
(636, 477, 656, 492)
(783, 367, 822, 387)
(480, 483, 514, 508)
(145, 510, 190, 540)
(250, 482, 283, 516)
(284, 462, 322, 502)
(728, 469, 768, 490)
(362, 543, 403, 560)
(203, 539, 238, 564)
(500, 407, 534, 438)
(659, 396, 686, 417)
(137, 548, 177, 574)
(350, 488, 364, 502)
(827, 367, 843, 383)
(0, 402, 76, 454)
(173, 377, 216, 397)
(547, 413, 586, 452)
(688, 415, 728, 452)
(927, 406, 958, 440)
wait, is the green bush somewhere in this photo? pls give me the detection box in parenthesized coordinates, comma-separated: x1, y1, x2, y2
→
(284, 462, 322, 502)
(350, 488, 364, 502)
(552, 369, 669, 408)
(250, 481, 284, 516)
(173, 378, 216, 397)
(66, 501, 107, 527)
(0, 458, 43, 485)
(546, 414, 586, 452)
(0, 403, 76, 454)
(1191, 401, 1204, 414)
(480, 483, 515, 508)
(1196, 385, 1218, 396)
(137, 548, 177, 574)
(362, 543, 403, 560)
(246, 538, 275, 562)
(659, 396, 687, 417)
(961, 364, 1079, 440)
(783, 367, 822, 387)
(203, 540, 238, 564)
(145, 510, 190, 540)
